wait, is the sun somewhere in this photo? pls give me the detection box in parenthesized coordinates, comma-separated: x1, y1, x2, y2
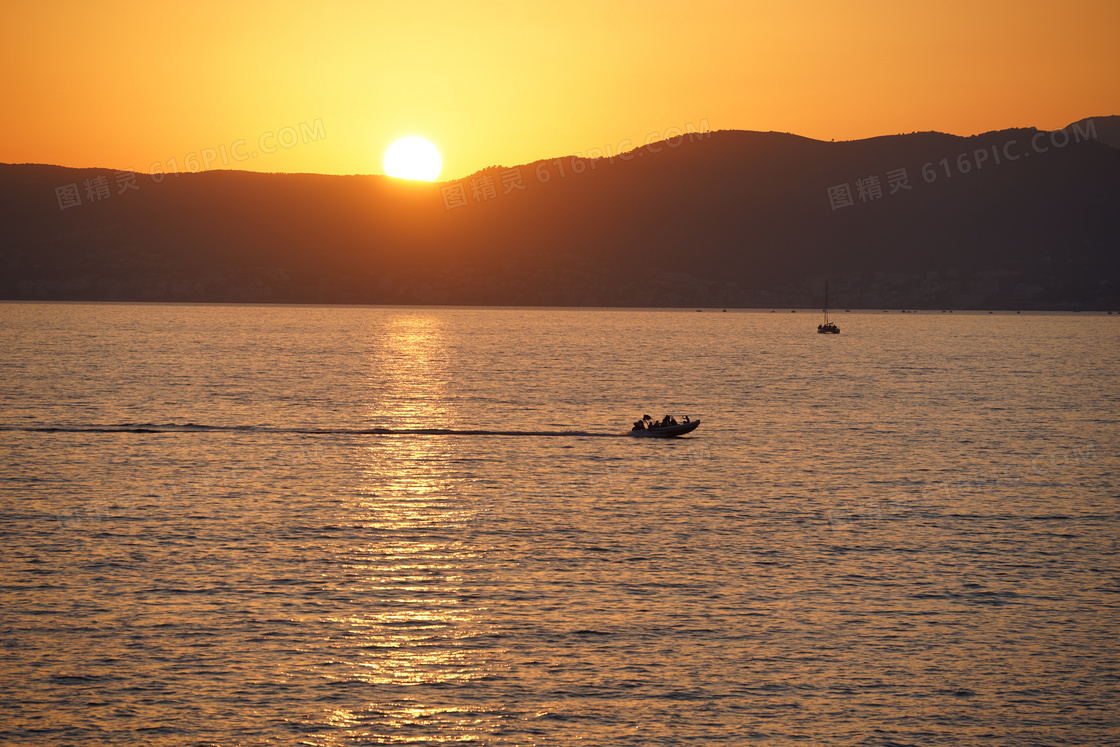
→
(383, 136, 442, 181)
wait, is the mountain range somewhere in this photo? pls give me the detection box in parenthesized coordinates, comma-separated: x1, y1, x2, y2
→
(2, 116, 1118, 309)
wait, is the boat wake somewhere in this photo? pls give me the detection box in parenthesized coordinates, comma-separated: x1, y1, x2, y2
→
(0, 423, 622, 438)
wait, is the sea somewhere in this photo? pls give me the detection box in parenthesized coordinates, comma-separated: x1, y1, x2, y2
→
(0, 302, 1117, 746)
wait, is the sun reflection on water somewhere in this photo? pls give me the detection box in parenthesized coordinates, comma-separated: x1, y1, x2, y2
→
(366, 314, 453, 429)
(305, 314, 499, 741)
(321, 704, 497, 744)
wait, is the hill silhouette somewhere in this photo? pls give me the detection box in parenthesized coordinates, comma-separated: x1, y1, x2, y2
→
(2, 117, 1118, 308)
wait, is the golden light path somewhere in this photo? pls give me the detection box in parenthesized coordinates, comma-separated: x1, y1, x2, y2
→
(311, 313, 497, 742)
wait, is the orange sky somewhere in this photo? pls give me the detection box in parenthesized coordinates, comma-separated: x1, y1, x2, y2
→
(2, 0, 1117, 180)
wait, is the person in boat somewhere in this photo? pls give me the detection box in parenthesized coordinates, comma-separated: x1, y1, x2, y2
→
(632, 419, 646, 431)
(683, 415, 690, 423)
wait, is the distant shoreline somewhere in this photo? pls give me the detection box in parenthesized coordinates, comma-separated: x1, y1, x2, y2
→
(1, 299, 1115, 314)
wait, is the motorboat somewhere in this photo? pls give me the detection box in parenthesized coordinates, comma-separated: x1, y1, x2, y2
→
(629, 416, 700, 438)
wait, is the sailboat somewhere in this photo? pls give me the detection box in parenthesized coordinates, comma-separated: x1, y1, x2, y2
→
(817, 281, 840, 334)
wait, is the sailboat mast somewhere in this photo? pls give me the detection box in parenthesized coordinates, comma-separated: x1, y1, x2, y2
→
(824, 281, 829, 324)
